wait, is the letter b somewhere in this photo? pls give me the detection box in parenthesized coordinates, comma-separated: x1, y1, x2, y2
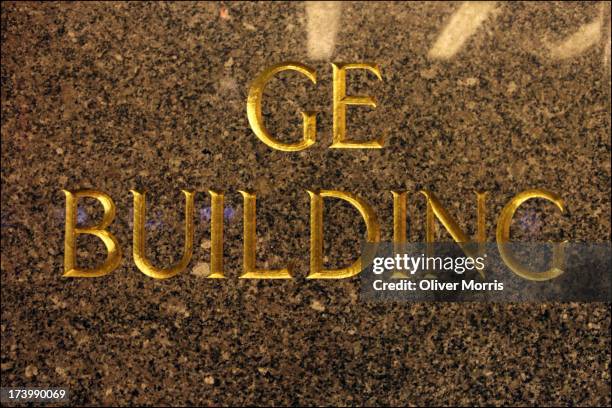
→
(63, 190, 122, 277)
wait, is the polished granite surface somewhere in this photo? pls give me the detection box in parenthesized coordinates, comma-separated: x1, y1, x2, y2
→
(1, 2, 610, 405)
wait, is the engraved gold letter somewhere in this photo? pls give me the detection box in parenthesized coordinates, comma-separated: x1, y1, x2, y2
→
(420, 190, 487, 276)
(496, 189, 565, 281)
(131, 190, 195, 279)
(208, 190, 225, 279)
(63, 190, 122, 277)
(391, 191, 409, 278)
(308, 190, 381, 279)
(239, 191, 292, 279)
(392, 191, 408, 245)
(420, 190, 487, 245)
(331, 62, 383, 148)
(247, 62, 317, 151)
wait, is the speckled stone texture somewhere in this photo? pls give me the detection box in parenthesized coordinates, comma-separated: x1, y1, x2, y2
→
(1, 2, 610, 406)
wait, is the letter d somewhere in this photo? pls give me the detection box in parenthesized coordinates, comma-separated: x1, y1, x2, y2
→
(307, 190, 380, 279)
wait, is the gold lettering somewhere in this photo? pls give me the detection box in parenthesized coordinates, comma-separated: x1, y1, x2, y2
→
(131, 190, 195, 279)
(247, 62, 317, 152)
(308, 190, 381, 279)
(420, 190, 487, 244)
(239, 191, 292, 279)
(420, 190, 487, 276)
(496, 189, 565, 281)
(331, 62, 383, 148)
(391, 191, 409, 278)
(208, 190, 225, 278)
(63, 190, 122, 277)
